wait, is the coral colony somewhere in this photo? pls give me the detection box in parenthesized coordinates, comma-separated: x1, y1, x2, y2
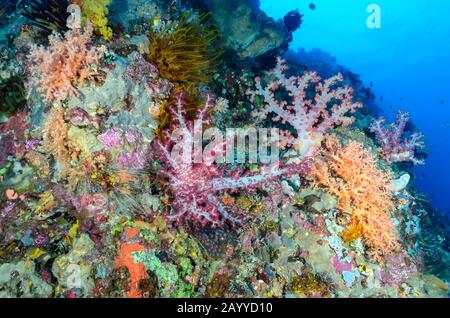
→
(0, 0, 448, 299)
(370, 111, 426, 165)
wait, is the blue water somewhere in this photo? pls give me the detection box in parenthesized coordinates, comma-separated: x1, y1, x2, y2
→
(261, 0, 450, 213)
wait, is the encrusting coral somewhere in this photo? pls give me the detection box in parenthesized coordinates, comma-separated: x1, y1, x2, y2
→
(309, 137, 399, 262)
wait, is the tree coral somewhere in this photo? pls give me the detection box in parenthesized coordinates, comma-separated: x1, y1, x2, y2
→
(147, 13, 221, 86)
(370, 111, 425, 165)
(155, 91, 314, 228)
(309, 137, 399, 262)
(247, 57, 363, 154)
(79, 0, 113, 41)
(28, 23, 103, 103)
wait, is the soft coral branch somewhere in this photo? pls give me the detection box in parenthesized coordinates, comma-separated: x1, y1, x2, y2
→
(370, 111, 425, 165)
(155, 91, 314, 228)
(247, 57, 362, 154)
(27, 23, 103, 103)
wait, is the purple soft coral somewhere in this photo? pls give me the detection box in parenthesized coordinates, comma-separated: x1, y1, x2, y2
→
(370, 111, 425, 165)
(155, 91, 314, 228)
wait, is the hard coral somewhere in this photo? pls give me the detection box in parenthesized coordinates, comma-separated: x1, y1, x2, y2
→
(28, 23, 103, 103)
(79, 0, 113, 41)
(310, 137, 399, 262)
(147, 13, 221, 85)
(370, 111, 425, 165)
(155, 91, 314, 228)
(247, 57, 362, 154)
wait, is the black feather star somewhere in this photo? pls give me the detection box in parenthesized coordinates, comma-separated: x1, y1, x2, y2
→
(17, 0, 70, 33)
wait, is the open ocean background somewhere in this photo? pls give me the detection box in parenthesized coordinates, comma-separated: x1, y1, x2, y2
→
(261, 0, 450, 213)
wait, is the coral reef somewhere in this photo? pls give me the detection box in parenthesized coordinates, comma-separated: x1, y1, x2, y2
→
(0, 0, 447, 300)
(17, 0, 70, 33)
(205, 0, 288, 59)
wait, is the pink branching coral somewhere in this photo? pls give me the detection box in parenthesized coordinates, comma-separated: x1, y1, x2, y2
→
(370, 111, 425, 165)
(28, 23, 103, 103)
(247, 57, 362, 154)
(155, 91, 314, 228)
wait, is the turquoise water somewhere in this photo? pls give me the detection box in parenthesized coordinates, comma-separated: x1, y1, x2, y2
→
(261, 0, 450, 213)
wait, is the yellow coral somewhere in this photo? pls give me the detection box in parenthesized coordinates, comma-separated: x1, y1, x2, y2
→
(340, 220, 364, 243)
(79, 0, 113, 40)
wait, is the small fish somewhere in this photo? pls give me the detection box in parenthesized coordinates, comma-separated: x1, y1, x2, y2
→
(380, 96, 383, 102)
(437, 99, 446, 105)
(369, 82, 373, 87)
(400, 97, 404, 102)
(309, 3, 316, 10)
(390, 105, 393, 109)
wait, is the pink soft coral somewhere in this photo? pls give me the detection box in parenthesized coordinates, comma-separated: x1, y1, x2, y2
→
(370, 111, 425, 165)
(155, 91, 314, 228)
(247, 57, 362, 154)
(28, 24, 103, 103)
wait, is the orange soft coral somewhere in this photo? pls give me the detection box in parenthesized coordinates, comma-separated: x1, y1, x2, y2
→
(310, 137, 399, 262)
(28, 24, 103, 103)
